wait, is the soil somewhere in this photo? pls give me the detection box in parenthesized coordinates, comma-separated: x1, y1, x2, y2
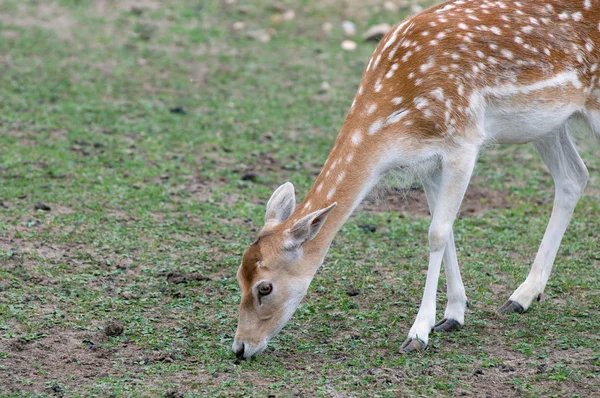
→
(0, 329, 153, 395)
(361, 185, 514, 218)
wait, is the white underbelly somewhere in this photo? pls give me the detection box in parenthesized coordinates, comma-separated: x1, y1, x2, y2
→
(482, 103, 582, 144)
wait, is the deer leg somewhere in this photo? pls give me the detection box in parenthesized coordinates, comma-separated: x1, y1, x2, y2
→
(401, 143, 479, 353)
(422, 169, 468, 332)
(498, 127, 588, 315)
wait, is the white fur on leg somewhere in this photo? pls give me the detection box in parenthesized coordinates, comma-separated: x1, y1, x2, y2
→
(407, 249, 444, 344)
(422, 171, 468, 325)
(406, 142, 479, 346)
(508, 127, 588, 309)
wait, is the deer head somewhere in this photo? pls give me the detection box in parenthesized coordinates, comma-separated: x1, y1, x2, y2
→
(232, 182, 337, 359)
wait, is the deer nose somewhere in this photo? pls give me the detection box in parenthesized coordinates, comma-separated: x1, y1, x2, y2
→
(235, 342, 245, 359)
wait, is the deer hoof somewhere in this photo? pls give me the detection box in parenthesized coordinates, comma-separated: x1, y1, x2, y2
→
(433, 318, 462, 333)
(399, 337, 427, 354)
(497, 300, 525, 315)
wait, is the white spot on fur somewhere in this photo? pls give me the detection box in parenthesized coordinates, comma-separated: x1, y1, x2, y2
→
(414, 97, 429, 109)
(500, 49, 514, 59)
(430, 88, 444, 101)
(327, 188, 335, 200)
(316, 183, 323, 193)
(374, 79, 383, 92)
(367, 104, 377, 115)
(368, 119, 384, 135)
(346, 153, 353, 163)
(351, 130, 362, 145)
(373, 54, 382, 70)
(458, 23, 468, 30)
(521, 25, 533, 34)
(386, 109, 409, 124)
(392, 97, 403, 105)
(419, 59, 435, 72)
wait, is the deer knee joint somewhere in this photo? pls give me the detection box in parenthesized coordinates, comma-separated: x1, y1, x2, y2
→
(428, 224, 451, 252)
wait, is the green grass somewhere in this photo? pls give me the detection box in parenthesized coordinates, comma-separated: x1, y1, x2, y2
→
(0, 0, 599, 396)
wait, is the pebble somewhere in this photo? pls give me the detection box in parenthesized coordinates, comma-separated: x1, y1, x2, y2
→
(341, 40, 357, 51)
(232, 21, 245, 30)
(342, 20, 356, 37)
(245, 30, 271, 43)
(363, 23, 391, 42)
(383, 1, 398, 12)
(282, 9, 295, 21)
(411, 4, 424, 14)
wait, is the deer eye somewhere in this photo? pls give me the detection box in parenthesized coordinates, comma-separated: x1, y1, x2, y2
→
(257, 282, 273, 297)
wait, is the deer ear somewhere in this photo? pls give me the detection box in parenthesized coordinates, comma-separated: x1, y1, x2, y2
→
(287, 202, 337, 247)
(265, 182, 296, 225)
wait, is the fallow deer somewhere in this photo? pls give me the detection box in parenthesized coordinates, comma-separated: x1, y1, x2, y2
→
(233, 0, 598, 358)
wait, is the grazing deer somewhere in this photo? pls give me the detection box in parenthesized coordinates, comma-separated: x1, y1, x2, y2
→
(233, 0, 598, 358)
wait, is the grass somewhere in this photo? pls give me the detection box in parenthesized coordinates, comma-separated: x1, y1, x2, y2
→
(0, 0, 599, 396)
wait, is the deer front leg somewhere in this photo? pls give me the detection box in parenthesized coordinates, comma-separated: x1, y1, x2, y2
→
(401, 143, 478, 353)
(422, 170, 468, 332)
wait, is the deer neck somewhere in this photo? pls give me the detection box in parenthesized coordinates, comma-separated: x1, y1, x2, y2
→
(286, 126, 391, 271)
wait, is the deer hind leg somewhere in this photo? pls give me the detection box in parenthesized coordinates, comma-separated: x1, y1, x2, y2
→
(422, 168, 468, 332)
(401, 142, 479, 353)
(498, 126, 588, 315)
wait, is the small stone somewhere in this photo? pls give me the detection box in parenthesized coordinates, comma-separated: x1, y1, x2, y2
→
(341, 40, 357, 51)
(536, 364, 547, 374)
(246, 30, 271, 43)
(236, 5, 250, 14)
(166, 271, 211, 284)
(241, 172, 258, 182)
(363, 23, 392, 42)
(282, 9, 295, 21)
(383, 1, 398, 12)
(270, 14, 282, 24)
(342, 20, 356, 37)
(232, 21, 245, 30)
(346, 287, 360, 297)
(397, 0, 410, 9)
(322, 22, 333, 32)
(104, 320, 124, 337)
(411, 5, 424, 14)
(319, 81, 331, 93)
(164, 389, 183, 398)
(359, 224, 377, 232)
(169, 106, 187, 115)
(34, 202, 51, 211)
(269, 2, 286, 12)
